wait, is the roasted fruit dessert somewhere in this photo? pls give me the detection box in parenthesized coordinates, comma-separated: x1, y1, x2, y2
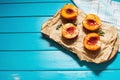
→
(84, 33, 101, 51)
(82, 14, 101, 31)
(61, 4, 78, 20)
(62, 23, 79, 39)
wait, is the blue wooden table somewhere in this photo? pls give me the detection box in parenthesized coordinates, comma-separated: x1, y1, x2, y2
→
(0, 0, 120, 79)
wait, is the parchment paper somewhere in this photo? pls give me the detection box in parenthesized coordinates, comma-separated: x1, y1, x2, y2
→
(41, 8, 119, 64)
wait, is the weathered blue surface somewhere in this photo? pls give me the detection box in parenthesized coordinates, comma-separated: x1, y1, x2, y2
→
(0, 0, 70, 3)
(113, 0, 120, 2)
(0, 17, 50, 32)
(0, 33, 59, 50)
(0, 3, 72, 17)
(0, 51, 120, 70)
(0, 71, 120, 80)
(0, 0, 120, 79)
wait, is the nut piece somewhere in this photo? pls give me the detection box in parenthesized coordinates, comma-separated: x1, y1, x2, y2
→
(62, 23, 79, 39)
(83, 14, 101, 31)
(61, 4, 78, 20)
(84, 33, 101, 51)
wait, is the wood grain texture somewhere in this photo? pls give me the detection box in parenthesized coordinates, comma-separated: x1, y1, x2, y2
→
(0, 0, 70, 3)
(0, 3, 72, 17)
(113, 0, 120, 2)
(0, 33, 59, 50)
(0, 70, 120, 80)
(0, 0, 120, 79)
(0, 51, 119, 70)
(0, 17, 50, 32)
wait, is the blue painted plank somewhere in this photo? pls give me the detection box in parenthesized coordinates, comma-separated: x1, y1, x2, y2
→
(0, 70, 120, 80)
(0, 3, 71, 17)
(113, 0, 120, 2)
(0, 51, 119, 70)
(0, 33, 59, 50)
(0, 0, 70, 3)
(0, 17, 50, 32)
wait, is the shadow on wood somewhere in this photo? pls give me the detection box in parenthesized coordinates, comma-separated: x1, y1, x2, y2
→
(41, 34, 117, 75)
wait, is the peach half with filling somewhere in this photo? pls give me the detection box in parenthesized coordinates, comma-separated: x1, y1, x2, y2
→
(62, 23, 79, 39)
(61, 4, 78, 20)
(84, 33, 101, 51)
(82, 14, 101, 31)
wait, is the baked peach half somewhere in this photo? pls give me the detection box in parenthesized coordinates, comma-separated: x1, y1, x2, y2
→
(61, 4, 78, 20)
(84, 33, 101, 51)
(82, 14, 101, 31)
(62, 23, 79, 39)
